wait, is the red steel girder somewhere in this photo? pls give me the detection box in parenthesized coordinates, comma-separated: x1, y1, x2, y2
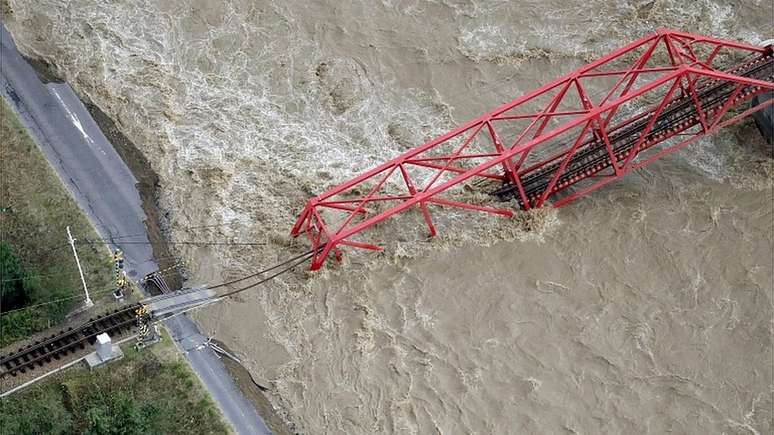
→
(292, 29, 774, 270)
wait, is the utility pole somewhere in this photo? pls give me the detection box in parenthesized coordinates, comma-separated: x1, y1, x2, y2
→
(66, 226, 93, 307)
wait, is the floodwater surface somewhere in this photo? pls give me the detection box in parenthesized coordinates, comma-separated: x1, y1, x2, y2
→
(4, 1, 772, 433)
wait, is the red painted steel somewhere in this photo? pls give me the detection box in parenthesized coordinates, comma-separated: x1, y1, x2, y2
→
(292, 29, 774, 270)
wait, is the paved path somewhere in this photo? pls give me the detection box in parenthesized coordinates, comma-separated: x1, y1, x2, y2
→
(1, 25, 270, 435)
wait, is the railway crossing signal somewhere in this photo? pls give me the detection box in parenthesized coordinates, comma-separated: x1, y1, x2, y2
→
(134, 305, 159, 348)
(113, 250, 128, 300)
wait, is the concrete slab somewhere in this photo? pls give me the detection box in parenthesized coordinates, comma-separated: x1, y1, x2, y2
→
(144, 287, 217, 317)
(85, 344, 124, 369)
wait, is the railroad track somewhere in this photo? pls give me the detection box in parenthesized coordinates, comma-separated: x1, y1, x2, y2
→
(493, 51, 774, 206)
(0, 304, 141, 379)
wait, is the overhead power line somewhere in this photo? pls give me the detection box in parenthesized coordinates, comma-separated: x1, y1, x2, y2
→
(0, 269, 77, 284)
(96, 221, 249, 242)
(77, 238, 266, 247)
(0, 286, 121, 316)
(216, 252, 313, 299)
(208, 249, 316, 290)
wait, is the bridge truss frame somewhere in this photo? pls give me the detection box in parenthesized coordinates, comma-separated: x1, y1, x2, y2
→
(292, 29, 774, 270)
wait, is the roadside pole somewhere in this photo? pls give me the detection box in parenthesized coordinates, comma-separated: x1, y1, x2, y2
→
(66, 226, 93, 307)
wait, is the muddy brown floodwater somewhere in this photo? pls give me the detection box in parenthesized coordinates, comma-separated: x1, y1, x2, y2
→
(4, 0, 772, 433)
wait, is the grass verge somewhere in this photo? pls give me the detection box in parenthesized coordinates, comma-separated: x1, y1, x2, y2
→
(0, 92, 231, 434)
(0, 328, 230, 434)
(0, 97, 113, 346)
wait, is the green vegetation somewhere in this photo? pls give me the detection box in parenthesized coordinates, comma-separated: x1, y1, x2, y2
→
(0, 329, 230, 434)
(0, 97, 230, 434)
(1, 242, 30, 310)
(0, 98, 113, 346)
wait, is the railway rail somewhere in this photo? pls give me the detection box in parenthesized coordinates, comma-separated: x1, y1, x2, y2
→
(0, 251, 317, 382)
(494, 52, 774, 204)
(0, 244, 320, 383)
(0, 304, 140, 379)
(2, 29, 773, 387)
(291, 30, 774, 270)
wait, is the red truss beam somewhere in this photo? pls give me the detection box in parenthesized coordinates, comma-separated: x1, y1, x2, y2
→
(292, 29, 774, 270)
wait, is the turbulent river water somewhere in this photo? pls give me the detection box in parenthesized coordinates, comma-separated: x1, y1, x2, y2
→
(4, 1, 773, 433)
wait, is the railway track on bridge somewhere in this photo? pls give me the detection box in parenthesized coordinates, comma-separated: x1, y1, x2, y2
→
(2, 31, 772, 389)
(0, 304, 140, 379)
(290, 31, 774, 269)
(494, 52, 774, 205)
(0, 251, 315, 386)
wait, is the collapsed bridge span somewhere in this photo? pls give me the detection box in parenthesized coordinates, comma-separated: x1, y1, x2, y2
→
(291, 29, 774, 270)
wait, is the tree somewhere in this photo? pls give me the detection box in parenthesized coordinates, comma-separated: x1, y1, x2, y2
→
(0, 242, 29, 312)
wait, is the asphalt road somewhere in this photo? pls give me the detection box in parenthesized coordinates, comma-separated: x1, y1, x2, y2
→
(1, 25, 270, 435)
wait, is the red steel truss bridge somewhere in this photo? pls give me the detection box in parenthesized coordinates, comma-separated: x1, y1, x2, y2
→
(292, 29, 774, 270)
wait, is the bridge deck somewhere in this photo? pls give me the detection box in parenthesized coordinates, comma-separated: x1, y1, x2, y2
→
(143, 287, 217, 318)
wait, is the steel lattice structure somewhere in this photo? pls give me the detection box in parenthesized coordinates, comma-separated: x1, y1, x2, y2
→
(292, 29, 774, 270)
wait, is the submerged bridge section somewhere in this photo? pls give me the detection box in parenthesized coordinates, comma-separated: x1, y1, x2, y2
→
(292, 29, 774, 270)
